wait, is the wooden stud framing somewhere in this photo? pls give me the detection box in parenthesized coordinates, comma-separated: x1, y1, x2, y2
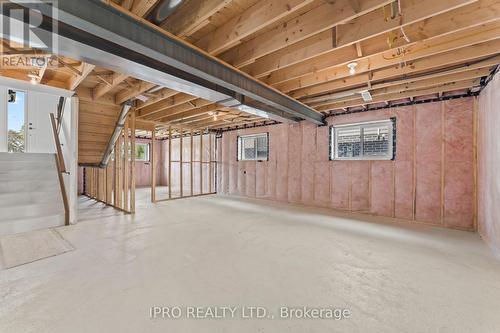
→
(473, 96, 479, 231)
(209, 133, 213, 194)
(180, 125, 183, 197)
(200, 131, 203, 195)
(168, 126, 172, 199)
(190, 130, 194, 196)
(130, 112, 136, 213)
(151, 127, 157, 203)
(123, 117, 130, 211)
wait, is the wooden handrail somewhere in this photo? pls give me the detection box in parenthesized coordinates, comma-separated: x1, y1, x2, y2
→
(56, 97, 66, 135)
(50, 112, 70, 226)
(54, 154, 70, 226)
(50, 113, 67, 173)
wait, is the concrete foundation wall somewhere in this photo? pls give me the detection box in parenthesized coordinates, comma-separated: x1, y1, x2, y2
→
(218, 98, 475, 230)
(478, 73, 500, 258)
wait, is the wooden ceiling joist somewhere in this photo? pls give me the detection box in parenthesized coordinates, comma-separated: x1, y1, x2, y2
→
(245, 0, 498, 79)
(195, 0, 317, 55)
(136, 88, 178, 109)
(161, 0, 234, 37)
(158, 104, 220, 123)
(270, 5, 498, 88)
(314, 69, 488, 110)
(219, 0, 393, 67)
(93, 72, 128, 100)
(286, 26, 500, 98)
(67, 62, 95, 91)
(304, 65, 495, 105)
(321, 79, 480, 112)
(115, 81, 156, 104)
(137, 93, 200, 118)
(152, 98, 214, 121)
(131, 0, 160, 17)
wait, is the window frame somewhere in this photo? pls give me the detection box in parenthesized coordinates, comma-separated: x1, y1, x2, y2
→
(237, 133, 269, 161)
(330, 119, 396, 161)
(135, 142, 150, 162)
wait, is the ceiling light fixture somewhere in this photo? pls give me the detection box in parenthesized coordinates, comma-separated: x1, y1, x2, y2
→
(360, 90, 373, 102)
(347, 62, 358, 76)
(208, 111, 219, 121)
(28, 73, 38, 85)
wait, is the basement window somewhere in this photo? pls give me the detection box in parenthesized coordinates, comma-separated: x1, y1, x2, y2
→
(237, 133, 269, 161)
(330, 119, 395, 160)
(135, 143, 150, 162)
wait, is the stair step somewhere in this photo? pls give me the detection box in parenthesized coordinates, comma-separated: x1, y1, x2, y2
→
(0, 213, 65, 236)
(0, 169, 58, 181)
(0, 203, 64, 221)
(0, 153, 55, 162)
(0, 180, 60, 194)
(0, 153, 65, 237)
(0, 191, 62, 207)
(0, 160, 55, 171)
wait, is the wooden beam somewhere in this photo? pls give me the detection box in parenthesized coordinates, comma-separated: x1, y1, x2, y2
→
(130, 112, 136, 213)
(244, 0, 499, 79)
(137, 93, 199, 118)
(123, 117, 130, 212)
(159, 104, 220, 123)
(115, 81, 155, 105)
(151, 127, 156, 203)
(143, 97, 211, 120)
(121, 0, 134, 11)
(321, 79, 480, 111)
(136, 88, 177, 109)
(195, 0, 317, 55)
(310, 67, 491, 108)
(271, 15, 500, 89)
(297, 55, 500, 101)
(131, 0, 160, 17)
(168, 126, 172, 199)
(336, 0, 476, 48)
(220, 0, 392, 67)
(67, 62, 95, 90)
(93, 72, 128, 100)
(286, 25, 500, 97)
(161, 0, 233, 37)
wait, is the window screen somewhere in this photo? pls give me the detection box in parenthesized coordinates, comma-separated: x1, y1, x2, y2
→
(331, 119, 395, 160)
(238, 133, 269, 161)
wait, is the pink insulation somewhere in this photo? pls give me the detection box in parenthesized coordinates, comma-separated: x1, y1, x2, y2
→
(218, 98, 477, 231)
(415, 102, 442, 224)
(478, 73, 500, 258)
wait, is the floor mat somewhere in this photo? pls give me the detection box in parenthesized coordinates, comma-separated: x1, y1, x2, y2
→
(0, 228, 74, 269)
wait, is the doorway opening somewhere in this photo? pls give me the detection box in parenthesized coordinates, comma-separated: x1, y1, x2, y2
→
(7, 89, 26, 153)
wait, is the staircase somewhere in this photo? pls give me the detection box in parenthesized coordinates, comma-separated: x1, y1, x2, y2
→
(0, 153, 65, 236)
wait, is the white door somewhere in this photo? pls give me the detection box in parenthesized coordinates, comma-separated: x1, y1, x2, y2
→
(26, 91, 59, 153)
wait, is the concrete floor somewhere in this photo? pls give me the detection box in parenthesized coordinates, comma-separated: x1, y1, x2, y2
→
(1, 188, 500, 332)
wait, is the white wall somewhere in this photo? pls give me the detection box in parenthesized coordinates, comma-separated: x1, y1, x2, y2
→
(59, 97, 79, 224)
(478, 72, 500, 259)
(0, 86, 7, 152)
